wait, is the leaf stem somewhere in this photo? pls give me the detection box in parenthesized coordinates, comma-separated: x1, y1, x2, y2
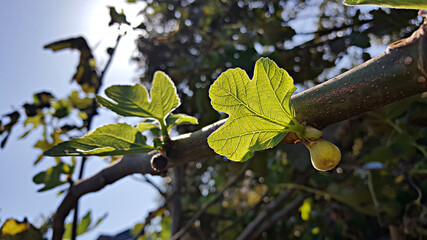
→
(159, 119, 169, 140)
(288, 121, 306, 139)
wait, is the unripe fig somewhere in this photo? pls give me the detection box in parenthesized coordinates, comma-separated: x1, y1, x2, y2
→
(304, 139, 341, 171)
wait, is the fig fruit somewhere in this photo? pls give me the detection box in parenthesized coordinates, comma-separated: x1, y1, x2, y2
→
(304, 138, 341, 171)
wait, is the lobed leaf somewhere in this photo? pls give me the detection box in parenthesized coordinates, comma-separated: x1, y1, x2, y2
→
(96, 71, 180, 122)
(344, 0, 427, 10)
(44, 37, 99, 93)
(208, 58, 300, 162)
(44, 123, 154, 156)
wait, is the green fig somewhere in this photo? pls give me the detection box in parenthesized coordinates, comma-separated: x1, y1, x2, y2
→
(304, 138, 341, 171)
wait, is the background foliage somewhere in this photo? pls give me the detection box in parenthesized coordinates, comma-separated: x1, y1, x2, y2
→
(1, 0, 427, 239)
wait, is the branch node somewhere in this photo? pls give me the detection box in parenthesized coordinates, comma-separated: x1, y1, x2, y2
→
(151, 153, 168, 172)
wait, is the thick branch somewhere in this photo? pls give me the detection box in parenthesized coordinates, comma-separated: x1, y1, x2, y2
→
(52, 23, 427, 240)
(170, 158, 252, 240)
(170, 167, 184, 235)
(293, 23, 427, 129)
(52, 152, 157, 240)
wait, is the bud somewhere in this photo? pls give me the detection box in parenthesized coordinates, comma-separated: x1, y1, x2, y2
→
(304, 139, 341, 171)
(302, 126, 323, 140)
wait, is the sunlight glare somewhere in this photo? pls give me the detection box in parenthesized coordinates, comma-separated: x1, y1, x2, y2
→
(86, 1, 147, 84)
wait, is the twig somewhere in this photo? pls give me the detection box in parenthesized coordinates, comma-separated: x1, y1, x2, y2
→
(170, 166, 184, 235)
(242, 194, 307, 240)
(133, 204, 167, 240)
(280, 182, 376, 217)
(133, 178, 180, 240)
(100, 34, 122, 81)
(209, 189, 269, 240)
(236, 189, 293, 240)
(133, 174, 166, 197)
(169, 158, 253, 240)
(408, 173, 422, 205)
(367, 171, 384, 226)
(71, 34, 122, 240)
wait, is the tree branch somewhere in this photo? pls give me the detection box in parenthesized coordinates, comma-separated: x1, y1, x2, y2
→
(133, 203, 168, 240)
(52, 23, 427, 240)
(170, 166, 184, 235)
(236, 189, 294, 240)
(292, 23, 427, 129)
(169, 158, 252, 240)
(243, 194, 307, 240)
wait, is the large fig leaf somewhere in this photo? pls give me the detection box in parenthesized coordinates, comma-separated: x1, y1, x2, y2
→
(208, 58, 302, 162)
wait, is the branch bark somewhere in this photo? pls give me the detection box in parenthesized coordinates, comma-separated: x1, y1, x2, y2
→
(293, 23, 427, 129)
(170, 166, 184, 235)
(170, 158, 252, 240)
(52, 23, 427, 240)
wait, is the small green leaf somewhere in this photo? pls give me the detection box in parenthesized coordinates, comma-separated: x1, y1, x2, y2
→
(153, 138, 164, 148)
(165, 113, 198, 131)
(52, 99, 72, 119)
(69, 91, 93, 110)
(137, 122, 160, 132)
(344, 0, 427, 10)
(33, 162, 68, 192)
(77, 211, 91, 236)
(96, 71, 180, 123)
(208, 58, 303, 162)
(108, 6, 131, 26)
(0, 218, 44, 240)
(44, 123, 154, 156)
(63, 211, 107, 239)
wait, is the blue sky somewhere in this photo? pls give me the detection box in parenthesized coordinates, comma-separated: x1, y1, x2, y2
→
(0, 1, 162, 239)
